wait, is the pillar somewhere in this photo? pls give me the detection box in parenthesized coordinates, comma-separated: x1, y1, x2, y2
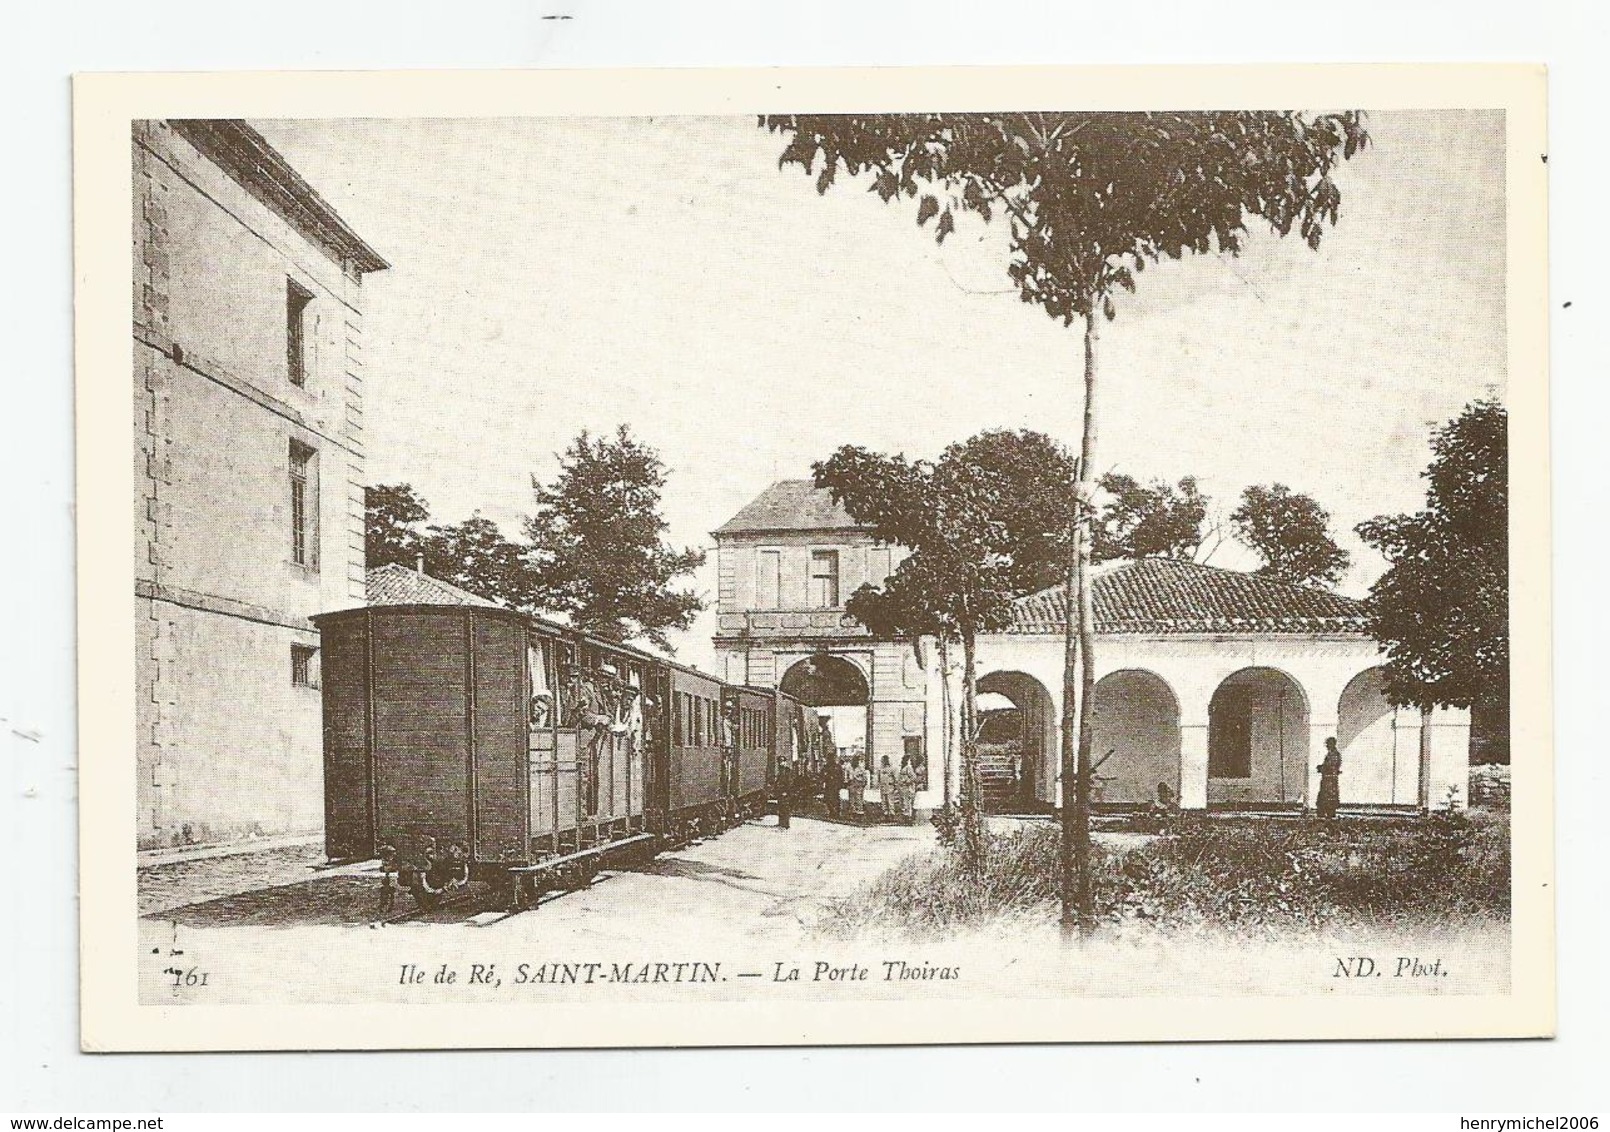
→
(1392, 707, 1423, 805)
(1422, 705, 1472, 810)
(1179, 721, 1208, 809)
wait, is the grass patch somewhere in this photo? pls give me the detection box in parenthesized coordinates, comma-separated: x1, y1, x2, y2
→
(822, 810, 1510, 939)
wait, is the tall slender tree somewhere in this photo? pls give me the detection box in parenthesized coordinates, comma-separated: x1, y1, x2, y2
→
(764, 111, 1369, 937)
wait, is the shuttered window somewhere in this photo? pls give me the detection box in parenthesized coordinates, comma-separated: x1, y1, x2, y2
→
(809, 550, 840, 610)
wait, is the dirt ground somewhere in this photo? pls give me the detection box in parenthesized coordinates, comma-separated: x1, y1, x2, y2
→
(136, 813, 1509, 1009)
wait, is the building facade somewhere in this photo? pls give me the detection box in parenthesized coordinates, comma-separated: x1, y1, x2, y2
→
(711, 481, 947, 807)
(974, 560, 1470, 812)
(714, 483, 1471, 814)
(133, 120, 388, 849)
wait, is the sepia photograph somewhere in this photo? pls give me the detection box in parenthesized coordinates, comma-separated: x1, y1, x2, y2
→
(73, 65, 1551, 1051)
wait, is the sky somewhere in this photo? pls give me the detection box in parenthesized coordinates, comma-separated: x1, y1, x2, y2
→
(255, 110, 1506, 673)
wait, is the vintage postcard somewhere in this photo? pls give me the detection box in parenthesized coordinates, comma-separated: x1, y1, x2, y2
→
(75, 64, 1551, 1051)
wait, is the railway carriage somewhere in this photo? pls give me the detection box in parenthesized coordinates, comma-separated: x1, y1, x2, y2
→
(314, 601, 807, 912)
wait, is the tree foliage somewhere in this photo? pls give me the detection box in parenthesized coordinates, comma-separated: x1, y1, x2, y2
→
(421, 513, 539, 609)
(762, 111, 1368, 323)
(1093, 473, 1209, 563)
(818, 428, 1079, 640)
(815, 429, 1080, 864)
(524, 425, 706, 651)
(1231, 483, 1351, 588)
(763, 110, 1368, 938)
(365, 483, 431, 569)
(1356, 400, 1508, 711)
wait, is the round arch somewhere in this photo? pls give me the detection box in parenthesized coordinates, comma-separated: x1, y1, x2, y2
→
(1091, 669, 1181, 807)
(779, 654, 870, 707)
(1208, 666, 1310, 808)
(1337, 667, 1413, 805)
(780, 654, 871, 770)
(976, 670, 1057, 811)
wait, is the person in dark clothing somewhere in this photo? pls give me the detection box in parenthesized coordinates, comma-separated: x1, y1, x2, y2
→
(776, 760, 793, 830)
(823, 753, 842, 819)
(1316, 737, 1343, 819)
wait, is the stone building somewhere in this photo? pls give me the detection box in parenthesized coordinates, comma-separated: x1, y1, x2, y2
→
(714, 483, 1471, 814)
(711, 481, 945, 806)
(975, 559, 1470, 813)
(133, 120, 388, 849)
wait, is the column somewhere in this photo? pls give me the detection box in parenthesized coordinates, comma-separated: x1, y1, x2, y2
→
(1179, 721, 1209, 809)
(1423, 705, 1472, 810)
(1392, 707, 1423, 806)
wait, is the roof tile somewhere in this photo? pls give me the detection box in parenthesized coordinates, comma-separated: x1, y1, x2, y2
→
(365, 563, 503, 608)
(714, 480, 860, 535)
(1009, 559, 1369, 636)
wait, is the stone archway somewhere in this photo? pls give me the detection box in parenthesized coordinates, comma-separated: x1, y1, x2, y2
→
(779, 654, 869, 707)
(1091, 669, 1182, 807)
(1337, 667, 1415, 805)
(779, 654, 870, 771)
(976, 670, 1057, 812)
(1208, 667, 1310, 809)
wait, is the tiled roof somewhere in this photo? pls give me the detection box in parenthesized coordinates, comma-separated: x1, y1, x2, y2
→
(714, 480, 864, 535)
(366, 563, 503, 608)
(1009, 559, 1369, 636)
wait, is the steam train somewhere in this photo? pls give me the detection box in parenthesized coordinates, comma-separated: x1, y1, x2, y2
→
(313, 603, 822, 911)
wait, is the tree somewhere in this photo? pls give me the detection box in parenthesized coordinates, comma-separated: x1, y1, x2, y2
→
(816, 429, 1080, 866)
(763, 110, 1369, 939)
(1356, 400, 1507, 715)
(525, 425, 706, 652)
(1093, 473, 1210, 563)
(1231, 483, 1351, 588)
(421, 513, 539, 609)
(365, 483, 430, 568)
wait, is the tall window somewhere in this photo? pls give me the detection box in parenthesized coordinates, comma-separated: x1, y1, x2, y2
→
(1209, 686, 1254, 778)
(755, 549, 781, 610)
(289, 440, 319, 568)
(286, 278, 314, 387)
(809, 550, 840, 610)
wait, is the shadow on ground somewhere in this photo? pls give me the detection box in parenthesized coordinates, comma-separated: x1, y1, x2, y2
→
(146, 875, 400, 928)
(632, 857, 762, 883)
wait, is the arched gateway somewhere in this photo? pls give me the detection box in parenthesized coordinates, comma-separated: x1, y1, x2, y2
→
(779, 654, 870, 769)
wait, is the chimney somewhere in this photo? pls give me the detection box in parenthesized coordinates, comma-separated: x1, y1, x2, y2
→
(416, 554, 425, 575)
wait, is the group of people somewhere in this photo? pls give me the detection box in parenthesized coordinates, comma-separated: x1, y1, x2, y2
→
(820, 751, 924, 825)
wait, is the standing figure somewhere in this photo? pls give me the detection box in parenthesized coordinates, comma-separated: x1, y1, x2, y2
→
(847, 756, 869, 821)
(824, 752, 842, 819)
(877, 755, 896, 823)
(897, 754, 917, 824)
(1316, 737, 1343, 820)
(776, 759, 793, 830)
